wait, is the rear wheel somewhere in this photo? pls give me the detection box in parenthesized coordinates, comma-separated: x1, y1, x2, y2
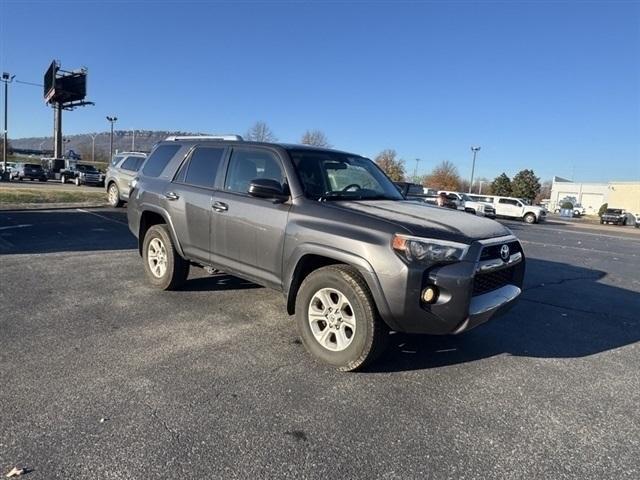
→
(524, 213, 536, 224)
(142, 224, 189, 290)
(295, 265, 388, 371)
(107, 183, 123, 208)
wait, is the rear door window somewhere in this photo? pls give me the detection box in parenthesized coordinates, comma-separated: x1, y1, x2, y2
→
(179, 147, 226, 189)
(120, 156, 140, 171)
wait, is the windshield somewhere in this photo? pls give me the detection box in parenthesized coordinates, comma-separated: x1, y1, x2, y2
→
(606, 209, 623, 214)
(78, 165, 98, 172)
(460, 193, 473, 201)
(289, 150, 404, 201)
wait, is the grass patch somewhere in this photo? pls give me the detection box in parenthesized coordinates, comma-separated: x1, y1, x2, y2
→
(0, 188, 106, 204)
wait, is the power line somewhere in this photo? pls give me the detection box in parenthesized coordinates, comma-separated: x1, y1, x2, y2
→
(15, 79, 43, 87)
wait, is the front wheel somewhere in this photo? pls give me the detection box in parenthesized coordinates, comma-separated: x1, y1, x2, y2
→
(107, 183, 123, 208)
(142, 224, 189, 290)
(524, 213, 536, 224)
(295, 265, 389, 371)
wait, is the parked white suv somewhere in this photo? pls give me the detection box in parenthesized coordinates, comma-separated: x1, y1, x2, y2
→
(469, 195, 546, 224)
(438, 191, 496, 218)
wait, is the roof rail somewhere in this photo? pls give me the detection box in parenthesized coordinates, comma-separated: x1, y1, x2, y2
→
(165, 134, 244, 142)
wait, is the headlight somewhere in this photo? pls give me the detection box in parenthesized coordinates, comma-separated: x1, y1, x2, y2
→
(392, 234, 469, 265)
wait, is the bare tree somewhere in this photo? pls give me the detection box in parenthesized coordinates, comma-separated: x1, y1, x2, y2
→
(421, 160, 461, 191)
(374, 149, 406, 182)
(300, 129, 331, 148)
(245, 121, 277, 142)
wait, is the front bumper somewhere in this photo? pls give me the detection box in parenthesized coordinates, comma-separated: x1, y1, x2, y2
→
(379, 235, 525, 335)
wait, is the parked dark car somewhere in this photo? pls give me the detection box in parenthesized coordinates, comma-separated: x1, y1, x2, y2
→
(13, 163, 47, 182)
(600, 208, 628, 225)
(60, 164, 104, 186)
(128, 136, 525, 371)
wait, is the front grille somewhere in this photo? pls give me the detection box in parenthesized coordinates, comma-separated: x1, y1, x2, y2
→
(473, 266, 515, 295)
(479, 241, 521, 261)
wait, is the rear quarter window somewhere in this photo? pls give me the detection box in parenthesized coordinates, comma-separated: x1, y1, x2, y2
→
(141, 145, 181, 178)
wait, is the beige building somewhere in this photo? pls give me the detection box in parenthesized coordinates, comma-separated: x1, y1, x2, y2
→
(608, 182, 640, 214)
(550, 177, 640, 214)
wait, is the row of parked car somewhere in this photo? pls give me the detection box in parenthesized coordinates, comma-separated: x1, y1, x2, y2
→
(395, 182, 547, 224)
(2, 160, 107, 186)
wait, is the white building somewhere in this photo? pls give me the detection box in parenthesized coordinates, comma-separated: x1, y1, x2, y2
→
(550, 177, 608, 214)
(550, 177, 640, 215)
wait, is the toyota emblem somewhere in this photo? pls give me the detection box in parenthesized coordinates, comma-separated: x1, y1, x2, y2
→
(500, 244, 510, 261)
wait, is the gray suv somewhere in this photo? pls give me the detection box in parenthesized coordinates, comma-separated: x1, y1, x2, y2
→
(105, 152, 147, 207)
(128, 136, 525, 371)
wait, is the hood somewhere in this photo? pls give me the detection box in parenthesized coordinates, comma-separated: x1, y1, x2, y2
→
(329, 200, 510, 242)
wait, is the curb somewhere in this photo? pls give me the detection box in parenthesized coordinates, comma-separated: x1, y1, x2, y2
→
(0, 202, 110, 212)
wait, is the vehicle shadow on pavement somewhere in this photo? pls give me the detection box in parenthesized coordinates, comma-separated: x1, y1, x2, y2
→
(367, 258, 640, 373)
(0, 209, 136, 255)
(180, 273, 262, 292)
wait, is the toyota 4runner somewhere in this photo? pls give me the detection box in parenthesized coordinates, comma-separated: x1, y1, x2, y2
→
(128, 136, 525, 371)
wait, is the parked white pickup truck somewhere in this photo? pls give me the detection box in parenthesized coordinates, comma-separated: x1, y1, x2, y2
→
(469, 195, 546, 224)
(438, 191, 496, 218)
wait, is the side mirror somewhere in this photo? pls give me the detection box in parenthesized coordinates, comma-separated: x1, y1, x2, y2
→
(248, 178, 289, 201)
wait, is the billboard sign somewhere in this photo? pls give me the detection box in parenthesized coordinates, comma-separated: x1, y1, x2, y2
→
(44, 60, 58, 103)
(54, 73, 87, 104)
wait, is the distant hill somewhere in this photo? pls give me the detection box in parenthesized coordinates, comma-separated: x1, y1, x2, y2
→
(9, 130, 203, 161)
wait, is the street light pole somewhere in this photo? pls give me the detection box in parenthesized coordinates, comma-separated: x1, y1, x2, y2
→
(2, 72, 16, 175)
(469, 146, 481, 193)
(478, 180, 484, 195)
(413, 158, 421, 183)
(106, 116, 117, 161)
(90, 133, 98, 163)
(131, 129, 136, 151)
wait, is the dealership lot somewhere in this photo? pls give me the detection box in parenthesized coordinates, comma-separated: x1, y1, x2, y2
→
(1, 209, 638, 479)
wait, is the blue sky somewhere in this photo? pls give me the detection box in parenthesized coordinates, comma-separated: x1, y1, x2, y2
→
(1, 0, 639, 182)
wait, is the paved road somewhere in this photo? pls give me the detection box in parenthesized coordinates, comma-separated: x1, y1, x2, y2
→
(1, 209, 638, 479)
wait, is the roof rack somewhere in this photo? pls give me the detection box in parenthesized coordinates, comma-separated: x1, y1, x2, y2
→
(165, 134, 244, 142)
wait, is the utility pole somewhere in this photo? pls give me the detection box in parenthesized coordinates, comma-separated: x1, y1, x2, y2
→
(413, 158, 421, 183)
(2, 72, 15, 175)
(478, 180, 484, 194)
(106, 116, 117, 161)
(131, 129, 136, 151)
(469, 146, 481, 193)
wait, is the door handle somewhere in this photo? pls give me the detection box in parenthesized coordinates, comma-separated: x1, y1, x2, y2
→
(164, 191, 180, 201)
(212, 201, 228, 212)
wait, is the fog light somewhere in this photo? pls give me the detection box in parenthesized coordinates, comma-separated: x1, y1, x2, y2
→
(421, 286, 438, 304)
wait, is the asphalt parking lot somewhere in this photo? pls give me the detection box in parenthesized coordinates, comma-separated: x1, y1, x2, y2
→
(1, 209, 639, 479)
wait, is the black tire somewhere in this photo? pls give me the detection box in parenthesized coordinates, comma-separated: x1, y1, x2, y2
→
(107, 182, 123, 208)
(524, 213, 536, 224)
(600, 219, 604, 224)
(622, 218, 627, 226)
(142, 224, 189, 290)
(295, 265, 389, 372)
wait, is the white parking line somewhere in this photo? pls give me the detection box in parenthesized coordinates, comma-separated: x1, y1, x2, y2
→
(520, 239, 638, 257)
(76, 208, 128, 226)
(0, 224, 32, 231)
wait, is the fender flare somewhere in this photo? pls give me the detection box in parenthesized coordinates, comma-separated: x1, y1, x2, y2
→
(284, 243, 399, 331)
(138, 203, 186, 258)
